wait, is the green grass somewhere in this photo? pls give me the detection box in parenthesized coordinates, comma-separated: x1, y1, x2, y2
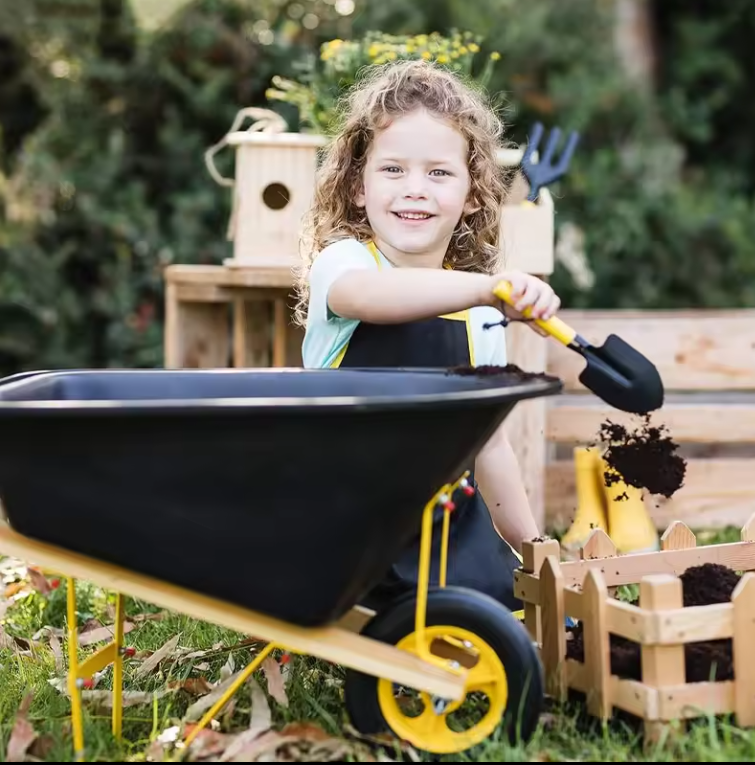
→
(0, 525, 751, 762)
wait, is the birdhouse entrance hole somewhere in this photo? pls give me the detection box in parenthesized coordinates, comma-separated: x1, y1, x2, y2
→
(262, 182, 290, 210)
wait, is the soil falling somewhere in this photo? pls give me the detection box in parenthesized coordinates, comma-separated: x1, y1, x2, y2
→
(597, 414, 687, 498)
(566, 563, 740, 682)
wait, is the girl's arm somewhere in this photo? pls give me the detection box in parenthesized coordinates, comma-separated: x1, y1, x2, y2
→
(473, 422, 540, 553)
(328, 267, 493, 323)
(327, 267, 560, 324)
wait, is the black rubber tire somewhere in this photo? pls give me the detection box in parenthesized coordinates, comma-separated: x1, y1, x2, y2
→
(344, 586, 544, 751)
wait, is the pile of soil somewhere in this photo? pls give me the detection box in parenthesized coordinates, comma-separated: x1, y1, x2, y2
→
(566, 563, 740, 682)
(596, 414, 687, 499)
(447, 363, 559, 385)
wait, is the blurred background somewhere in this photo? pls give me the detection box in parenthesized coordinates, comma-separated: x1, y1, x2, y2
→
(1, 0, 754, 376)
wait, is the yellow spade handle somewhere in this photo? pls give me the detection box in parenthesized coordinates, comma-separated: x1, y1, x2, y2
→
(493, 280, 577, 346)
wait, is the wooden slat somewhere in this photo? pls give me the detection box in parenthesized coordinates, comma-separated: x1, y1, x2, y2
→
(548, 310, 755, 391)
(547, 402, 755, 444)
(546, 458, 755, 530)
(554, 540, 755, 589)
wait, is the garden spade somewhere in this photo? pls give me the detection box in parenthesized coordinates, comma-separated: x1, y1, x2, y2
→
(492, 281, 665, 414)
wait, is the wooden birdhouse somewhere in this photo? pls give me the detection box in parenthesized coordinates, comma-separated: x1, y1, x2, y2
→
(224, 131, 328, 269)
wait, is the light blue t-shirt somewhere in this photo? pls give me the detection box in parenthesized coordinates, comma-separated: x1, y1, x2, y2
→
(301, 238, 509, 369)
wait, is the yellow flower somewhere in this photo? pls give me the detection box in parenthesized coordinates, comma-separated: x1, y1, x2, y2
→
(468, 43, 479, 52)
(421, 50, 431, 60)
(490, 51, 501, 60)
(437, 54, 448, 63)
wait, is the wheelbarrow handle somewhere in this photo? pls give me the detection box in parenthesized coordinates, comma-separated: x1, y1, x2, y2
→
(493, 281, 577, 347)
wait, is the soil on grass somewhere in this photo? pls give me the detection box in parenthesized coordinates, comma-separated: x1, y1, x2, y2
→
(596, 414, 687, 499)
(566, 563, 741, 682)
(447, 363, 560, 385)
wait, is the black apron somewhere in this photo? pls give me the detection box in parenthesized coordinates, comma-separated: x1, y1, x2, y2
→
(331, 262, 524, 615)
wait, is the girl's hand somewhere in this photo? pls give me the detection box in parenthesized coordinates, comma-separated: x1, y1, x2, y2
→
(489, 272, 561, 335)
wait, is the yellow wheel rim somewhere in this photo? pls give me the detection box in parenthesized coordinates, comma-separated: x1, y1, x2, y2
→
(377, 625, 508, 755)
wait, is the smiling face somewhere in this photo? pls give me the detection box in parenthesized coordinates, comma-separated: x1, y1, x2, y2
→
(355, 108, 475, 268)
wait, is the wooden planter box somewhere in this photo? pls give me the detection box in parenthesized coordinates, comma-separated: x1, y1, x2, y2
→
(516, 515, 755, 744)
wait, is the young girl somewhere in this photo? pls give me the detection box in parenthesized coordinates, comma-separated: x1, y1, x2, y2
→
(293, 59, 561, 614)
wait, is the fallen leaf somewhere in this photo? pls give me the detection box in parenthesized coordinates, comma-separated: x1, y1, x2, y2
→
(184, 668, 249, 722)
(6, 693, 37, 762)
(248, 677, 272, 736)
(49, 633, 64, 673)
(80, 689, 172, 708)
(182, 726, 232, 761)
(28, 733, 55, 759)
(26, 567, 52, 596)
(279, 722, 331, 742)
(167, 677, 214, 696)
(133, 610, 168, 623)
(4, 581, 27, 598)
(261, 656, 288, 707)
(220, 653, 235, 681)
(78, 621, 135, 647)
(135, 634, 180, 678)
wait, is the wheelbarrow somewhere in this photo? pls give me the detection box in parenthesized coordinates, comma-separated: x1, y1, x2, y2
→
(0, 366, 562, 760)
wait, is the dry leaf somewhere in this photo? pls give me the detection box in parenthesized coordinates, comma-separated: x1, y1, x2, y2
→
(26, 568, 52, 596)
(78, 621, 135, 647)
(167, 677, 214, 696)
(28, 732, 55, 760)
(182, 726, 232, 761)
(248, 677, 272, 736)
(135, 634, 180, 678)
(261, 656, 288, 707)
(80, 689, 171, 708)
(184, 668, 248, 722)
(6, 693, 37, 762)
(49, 633, 64, 673)
(4, 581, 27, 598)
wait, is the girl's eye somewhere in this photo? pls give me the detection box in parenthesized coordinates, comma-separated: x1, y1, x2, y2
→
(430, 169, 451, 176)
(381, 166, 401, 173)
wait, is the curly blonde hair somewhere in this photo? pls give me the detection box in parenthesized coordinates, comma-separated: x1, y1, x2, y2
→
(293, 58, 512, 327)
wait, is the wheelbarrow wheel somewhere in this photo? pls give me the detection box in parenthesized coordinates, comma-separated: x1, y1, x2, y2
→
(344, 586, 543, 755)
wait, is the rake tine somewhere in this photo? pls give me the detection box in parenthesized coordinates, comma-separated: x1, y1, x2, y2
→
(540, 126, 562, 166)
(521, 122, 543, 166)
(554, 131, 580, 177)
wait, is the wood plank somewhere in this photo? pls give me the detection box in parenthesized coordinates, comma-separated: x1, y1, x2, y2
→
(554, 539, 755, 589)
(165, 264, 294, 290)
(547, 310, 755, 391)
(0, 522, 466, 702)
(546, 458, 755, 531)
(547, 402, 755, 444)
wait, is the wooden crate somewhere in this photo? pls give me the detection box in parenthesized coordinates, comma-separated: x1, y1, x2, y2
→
(543, 308, 755, 531)
(515, 516, 755, 744)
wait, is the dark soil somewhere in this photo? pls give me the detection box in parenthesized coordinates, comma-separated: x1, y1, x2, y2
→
(566, 563, 740, 682)
(596, 414, 687, 498)
(447, 363, 559, 384)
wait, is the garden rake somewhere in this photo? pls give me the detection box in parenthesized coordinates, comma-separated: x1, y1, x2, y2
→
(520, 121, 580, 202)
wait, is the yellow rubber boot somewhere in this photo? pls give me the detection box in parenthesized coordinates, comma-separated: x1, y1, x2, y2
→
(601, 460, 660, 554)
(560, 446, 608, 558)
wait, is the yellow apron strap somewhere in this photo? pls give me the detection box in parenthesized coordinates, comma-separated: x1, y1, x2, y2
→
(365, 240, 383, 268)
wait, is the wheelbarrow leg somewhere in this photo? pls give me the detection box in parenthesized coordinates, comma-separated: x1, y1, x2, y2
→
(182, 642, 278, 750)
(112, 593, 126, 740)
(65, 578, 86, 762)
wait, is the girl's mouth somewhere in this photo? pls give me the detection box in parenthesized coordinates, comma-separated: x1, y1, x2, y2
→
(393, 211, 434, 221)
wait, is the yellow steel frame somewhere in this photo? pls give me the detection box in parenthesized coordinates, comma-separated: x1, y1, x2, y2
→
(0, 474, 497, 762)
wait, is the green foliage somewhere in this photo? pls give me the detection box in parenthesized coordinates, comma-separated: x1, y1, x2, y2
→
(266, 30, 501, 135)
